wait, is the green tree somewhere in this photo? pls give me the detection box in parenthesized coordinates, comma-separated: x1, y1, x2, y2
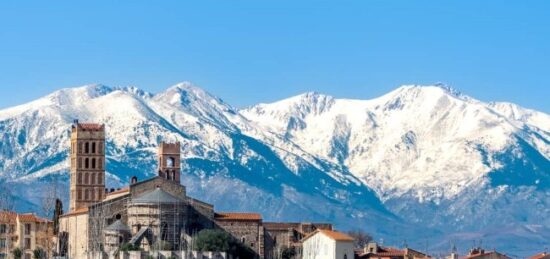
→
(32, 248, 47, 259)
(281, 246, 297, 259)
(120, 243, 140, 252)
(193, 229, 233, 252)
(12, 248, 22, 259)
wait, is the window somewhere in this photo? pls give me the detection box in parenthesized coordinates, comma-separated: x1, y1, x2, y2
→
(24, 224, 31, 235)
(92, 158, 96, 169)
(85, 158, 89, 169)
(99, 142, 103, 154)
(98, 159, 103, 170)
(92, 142, 96, 154)
(78, 173, 82, 184)
(84, 173, 89, 184)
(91, 173, 96, 184)
(344, 255, 348, 259)
(85, 142, 89, 153)
(84, 189, 89, 200)
(91, 189, 95, 200)
(0, 238, 5, 248)
(78, 158, 82, 169)
(24, 238, 31, 249)
(0, 224, 5, 234)
(98, 174, 102, 184)
(77, 190, 82, 200)
(166, 157, 175, 168)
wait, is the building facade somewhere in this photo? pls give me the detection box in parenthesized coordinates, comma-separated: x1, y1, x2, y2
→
(69, 121, 106, 211)
(59, 121, 336, 259)
(301, 229, 354, 259)
(0, 212, 53, 259)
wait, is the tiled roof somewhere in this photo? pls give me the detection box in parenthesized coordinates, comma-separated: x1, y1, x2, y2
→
(78, 123, 104, 130)
(214, 212, 262, 221)
(131, 188, 183, 204)
(106, 187, 130, 196)
(105, 220, 131, 232)
(529, 253, 550, 259)
(18, 213, 50, 223)
(61, 207, 89, 217)
(302, 229, 354, 242)
(0, 211, 17, 222)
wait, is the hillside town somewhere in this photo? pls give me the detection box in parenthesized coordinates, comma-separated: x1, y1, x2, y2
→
(0, 122, 547, 259)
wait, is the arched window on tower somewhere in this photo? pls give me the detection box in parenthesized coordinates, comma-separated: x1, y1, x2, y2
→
(84, 173, 89, 184)
(91, 173, 96, 184)
(92, 142, 96, 154)
(78, 173, 82, 184)
(85, 142, 89, 154)
(84, 189, 89, 200)
(85, 158, 89, 169)
(166, 157, 175, 168)
(92, 158, 96, 169)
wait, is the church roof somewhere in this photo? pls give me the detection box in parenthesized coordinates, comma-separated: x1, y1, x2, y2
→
(131, 188, 183, 204)
(104, 220, 131, 232)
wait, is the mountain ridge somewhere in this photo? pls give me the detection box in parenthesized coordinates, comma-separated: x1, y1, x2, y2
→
(0, 82, 548, 255)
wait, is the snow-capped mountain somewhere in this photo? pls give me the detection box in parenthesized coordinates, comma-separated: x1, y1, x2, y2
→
(0, 83, 548, 255)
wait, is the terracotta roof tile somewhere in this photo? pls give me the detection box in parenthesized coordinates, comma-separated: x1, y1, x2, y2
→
(106, 187, 129, 196)
(529, 253, 550, 259)
(61, 207, 89, 217)
(302, 229, 354, 242)
(215, 212, 262, 221)
(0, 211, 17, 222)
(78, 123, 104, 130)
(18, 213, 50, 223)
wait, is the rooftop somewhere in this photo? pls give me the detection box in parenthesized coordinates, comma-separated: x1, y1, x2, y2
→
(214, 212, 262, 221)
(302, 229, 354, 242)
(131, 188, 183, 204)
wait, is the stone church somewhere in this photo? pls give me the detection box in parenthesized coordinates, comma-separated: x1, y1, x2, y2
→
(58, 121, 331, 259)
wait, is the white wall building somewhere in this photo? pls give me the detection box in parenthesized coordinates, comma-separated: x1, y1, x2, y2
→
(302, 229, 354, 259)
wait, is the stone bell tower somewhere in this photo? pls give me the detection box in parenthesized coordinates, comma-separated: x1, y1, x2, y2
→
(69, 120, 106, 211)
(158, 141, 181, 183)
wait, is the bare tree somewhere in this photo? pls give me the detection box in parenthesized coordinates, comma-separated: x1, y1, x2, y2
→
(347, 229, 373, 249)
(39, 177, 60, 258)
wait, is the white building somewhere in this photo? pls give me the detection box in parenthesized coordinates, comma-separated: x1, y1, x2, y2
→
(302, 229, 354, 259)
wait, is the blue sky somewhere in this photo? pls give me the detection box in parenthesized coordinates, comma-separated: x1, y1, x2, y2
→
(0, 1, 548, 112)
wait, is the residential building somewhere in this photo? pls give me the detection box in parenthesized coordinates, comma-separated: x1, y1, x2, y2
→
(301, 229, 354, 259)
(356, 242, 429, 259)
(0, 212, 53, 259)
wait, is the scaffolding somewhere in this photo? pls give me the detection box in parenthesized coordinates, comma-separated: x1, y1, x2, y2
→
(85, 187, 186, 258)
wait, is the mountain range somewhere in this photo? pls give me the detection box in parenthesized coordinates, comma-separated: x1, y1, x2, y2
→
(0, 82, 548, 256)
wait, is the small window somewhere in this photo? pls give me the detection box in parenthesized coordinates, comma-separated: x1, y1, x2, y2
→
(24, 224, 31, 235)
(78, 142, 82, 154)
(115, 214, 121, 220)
(166, 157, 175, 168)
(78, 173, 82, 184)
(91, 173, 96, 184)
(78, 190, 82, 200)
(85, 158, 89, 169)
(92, 158, 96, 169)
(84, 173, 89, 184)
(85, 142, 89, 153)
(78, 158, 82, 169)
(84, 189, 89, 200)
(92, 142, 96, 154)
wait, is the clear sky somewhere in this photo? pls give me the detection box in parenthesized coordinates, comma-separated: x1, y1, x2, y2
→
(0, 1, 548, 112)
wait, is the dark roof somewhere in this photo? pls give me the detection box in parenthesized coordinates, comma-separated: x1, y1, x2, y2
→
(131, 188, 183, 204)
(104, 220, 131, 232)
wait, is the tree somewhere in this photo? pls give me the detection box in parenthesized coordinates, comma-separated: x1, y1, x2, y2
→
(33, 248, 47, 259)
(52, 199, 63, 235)
(347, 229, 373, 249)
(193, 229, 255, 258)
(193, 229, 233, 252)
(120, 243, 140, 252)
(281, 246, 297, 259)
(12, 248, 22, 259)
